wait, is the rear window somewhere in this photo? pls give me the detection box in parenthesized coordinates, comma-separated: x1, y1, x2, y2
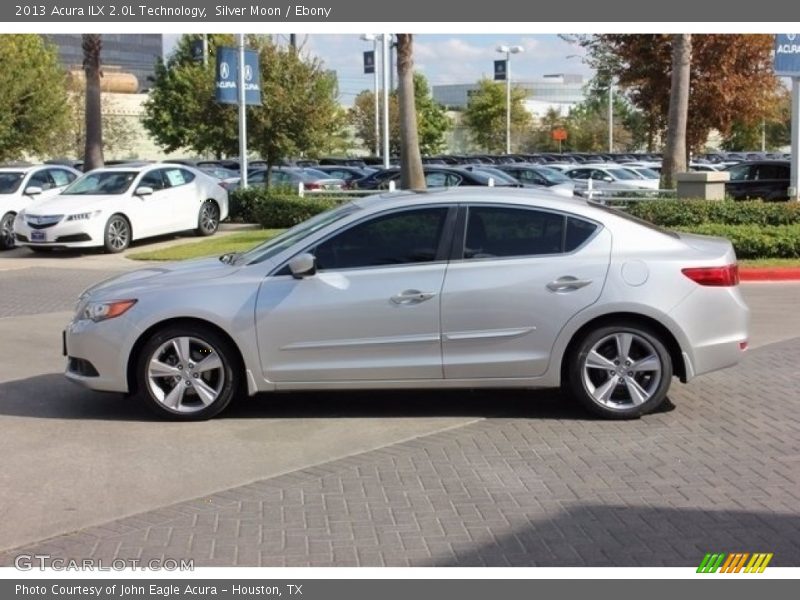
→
(592, 204, 679, 238)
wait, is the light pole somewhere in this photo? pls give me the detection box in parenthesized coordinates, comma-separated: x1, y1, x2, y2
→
(361, 34, 380, 158)
(608, 78, 613, 153)
(496, 45, 524, 154)
(381, 34, 390, 168)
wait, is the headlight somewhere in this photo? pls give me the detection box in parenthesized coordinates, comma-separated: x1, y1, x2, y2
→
(67, 210, 101, 221)
(80, 299, 137, 322)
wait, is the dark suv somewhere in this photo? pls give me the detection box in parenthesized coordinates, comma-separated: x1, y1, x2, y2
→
(724, 160, 790, 201)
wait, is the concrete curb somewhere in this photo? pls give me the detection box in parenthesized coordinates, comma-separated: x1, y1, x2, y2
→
(740, 267, 800, 282)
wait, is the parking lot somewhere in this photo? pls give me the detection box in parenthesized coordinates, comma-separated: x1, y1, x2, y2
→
(1, 251, 799, 566)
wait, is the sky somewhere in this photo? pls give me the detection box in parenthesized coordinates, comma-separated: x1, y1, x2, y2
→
(162, 33, 594, 105)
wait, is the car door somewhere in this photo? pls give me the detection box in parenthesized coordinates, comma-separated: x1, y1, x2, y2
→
(162, 167, 200, 229)
(255, 206, 456, 383)
(133, 168, 177, 237)
(440, 204, 611, 379)
(753, 163, 790, 200)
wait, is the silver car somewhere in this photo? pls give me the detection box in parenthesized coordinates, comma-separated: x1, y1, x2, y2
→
(64, 189, 749, 420)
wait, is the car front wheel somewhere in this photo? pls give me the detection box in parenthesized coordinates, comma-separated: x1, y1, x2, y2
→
(564, 323, 672, 419)
(0, 212, 15, 250)
(196, 200, 219, 236)
(136, 325, 240, 420)
(104, 214, 131, 253)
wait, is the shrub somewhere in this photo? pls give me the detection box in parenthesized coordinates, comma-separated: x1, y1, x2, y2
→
(625, 200, 800, 228)
(678, 224, 800, 259)
(252, 194, 342, 228)
(229, 186, 345, 225)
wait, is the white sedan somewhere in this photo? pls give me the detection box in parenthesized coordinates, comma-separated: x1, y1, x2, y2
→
(14, 164, 228, 253)
(0, 164, 81, 250)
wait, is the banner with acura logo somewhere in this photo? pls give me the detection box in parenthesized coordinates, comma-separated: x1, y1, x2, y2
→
(215, 46, 262, 105)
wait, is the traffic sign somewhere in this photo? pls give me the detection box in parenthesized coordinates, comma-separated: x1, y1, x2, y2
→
(552, 128, 567, 141)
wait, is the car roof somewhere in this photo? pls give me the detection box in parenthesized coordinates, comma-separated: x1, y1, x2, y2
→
(352, 187, 592, 213)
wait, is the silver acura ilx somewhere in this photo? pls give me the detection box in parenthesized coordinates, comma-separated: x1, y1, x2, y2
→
(64, 188, 749, 420)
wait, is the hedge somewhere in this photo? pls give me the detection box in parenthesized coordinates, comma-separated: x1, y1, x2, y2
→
(677, 224, 800, 259)
(625, 200, 800, 227)
(229, 187, 345, 226)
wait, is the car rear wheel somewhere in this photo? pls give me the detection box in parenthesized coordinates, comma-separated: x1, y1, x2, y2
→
(104, 214, 131, 253)
(564, 323, 672, 419)
(0, 212, 15, 250)
(196, 200, 219, 236)
(136, 325, 240, 420)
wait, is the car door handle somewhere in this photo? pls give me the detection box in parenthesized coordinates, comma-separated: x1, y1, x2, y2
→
(546, 277, 593, 292)
(391, 290, 437, 305)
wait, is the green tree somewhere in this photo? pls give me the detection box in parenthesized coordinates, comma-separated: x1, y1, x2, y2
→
(143, 34, 239, 158)
(722, 88, 792, 151)
(349, 72, 449, 156)
(246, 39, 343, 178)
(463, 79, 531, 153)
(144, 35, 344, 176)
(0, 35, 70, 161)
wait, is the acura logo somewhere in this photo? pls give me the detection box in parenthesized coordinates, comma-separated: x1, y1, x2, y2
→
(220, 61, 230, 79)
(789, 33, 797, 41)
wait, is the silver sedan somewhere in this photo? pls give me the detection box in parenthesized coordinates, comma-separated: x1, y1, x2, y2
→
(64, 189, 749, 420)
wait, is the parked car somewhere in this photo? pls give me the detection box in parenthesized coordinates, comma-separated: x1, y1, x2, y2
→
(247, 167, 346, 192)
(565, 165, 659, 196)
(355, 166, 520, 190)
(14, 164, 228, 253)
(494, 164, 576, 197)
(0, 164, 81, 250)
(312, 165, 375, 188)
(63, 188, 748, 421)
(723, 160, 790, 201)
(198, 166, 240, 192)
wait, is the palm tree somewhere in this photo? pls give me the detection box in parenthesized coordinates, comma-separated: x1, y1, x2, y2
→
(82, 34, 104, 171)
(396, 34, 425, 190)
(662, 34, 691, 190)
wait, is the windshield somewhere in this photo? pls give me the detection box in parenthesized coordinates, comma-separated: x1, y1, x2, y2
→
(235, 202, 363, 265)
(606, 169, 638, 181)
(536, 167, 570, 184)
(0, 172, 24, 194)
(63, 171, 138, 195)
(635, 168, 660, 179)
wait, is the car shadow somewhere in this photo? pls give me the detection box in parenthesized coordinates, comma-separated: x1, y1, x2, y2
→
(0, 373, 675, 422)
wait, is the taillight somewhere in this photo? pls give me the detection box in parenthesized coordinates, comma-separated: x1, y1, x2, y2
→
(305, 182, 320, 190)
(681, 264, 739, 286)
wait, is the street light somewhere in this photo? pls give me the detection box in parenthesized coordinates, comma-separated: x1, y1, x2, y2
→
(496, 44, 524, 154)
(360, 34, 380, 158)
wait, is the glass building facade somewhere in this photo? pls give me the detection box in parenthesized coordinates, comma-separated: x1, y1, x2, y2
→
(46, 34, 163, 92)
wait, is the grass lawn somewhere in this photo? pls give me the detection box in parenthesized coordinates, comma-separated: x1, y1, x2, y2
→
(738, 258, 800, 268)
(128, 229, 283, 261)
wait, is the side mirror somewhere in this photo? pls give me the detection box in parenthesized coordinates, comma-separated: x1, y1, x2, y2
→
(24, 186, 42, 196)
(134, 186, 153, 196)
(288, 253, 317, 279)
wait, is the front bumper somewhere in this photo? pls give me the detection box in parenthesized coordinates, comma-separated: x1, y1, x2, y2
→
(14, 217, 104, 249)
(63, 314, 141, 393)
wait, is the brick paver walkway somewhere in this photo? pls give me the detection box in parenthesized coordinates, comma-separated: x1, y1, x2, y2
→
(3, 338, 799, 567)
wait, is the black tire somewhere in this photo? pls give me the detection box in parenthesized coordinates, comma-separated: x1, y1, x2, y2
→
(563, 322, 673, 419)
(195, 200, 220, 236)
(103, 214, 131, 254)
(135, 324, 240, 421)
(0, 212, 15, 250)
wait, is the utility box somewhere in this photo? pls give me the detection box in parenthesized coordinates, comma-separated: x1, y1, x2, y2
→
(676, 171, 730, 200)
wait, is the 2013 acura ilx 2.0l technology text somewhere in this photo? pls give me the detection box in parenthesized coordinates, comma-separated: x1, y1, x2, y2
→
(63, 189, 749, 420)
(14, 164, 229, 254)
